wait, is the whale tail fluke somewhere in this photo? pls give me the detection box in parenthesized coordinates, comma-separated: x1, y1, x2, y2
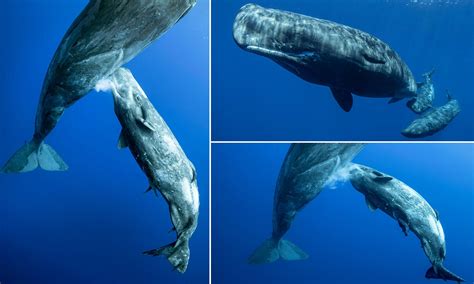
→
(144, 240, 190, 273)
(425, 265, 465, 283)
(248, 238, 308, 264)
(1, 140, 68, 173)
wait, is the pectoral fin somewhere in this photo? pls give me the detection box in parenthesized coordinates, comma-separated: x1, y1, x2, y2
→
(117, 129, 129, 149)
(398, 220, 409, 236)
(330, 87, 353, 112)
(136, 106, 156, 132)
(365, 197, 377, 212)
(136, 116, 156, 132)
(145, 185, 158, 197)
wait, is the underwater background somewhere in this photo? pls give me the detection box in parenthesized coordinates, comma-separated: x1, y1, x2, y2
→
(212, 143, 473, 284)
(212, 0, 474, 141)
(0, 0, 209, 283)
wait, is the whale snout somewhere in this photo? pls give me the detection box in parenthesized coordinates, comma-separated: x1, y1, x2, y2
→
(233, 4, 268, 50)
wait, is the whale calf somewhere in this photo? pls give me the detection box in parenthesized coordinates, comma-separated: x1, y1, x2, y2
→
(233, 4, 417, 112)
(2, 0, 196, 173)
(402, 92, 460, 138)
(109, 68, 199, 273)
(248, 143, 364, 264)
(349, 164, 464, 283)
(407, 69, 435, 114)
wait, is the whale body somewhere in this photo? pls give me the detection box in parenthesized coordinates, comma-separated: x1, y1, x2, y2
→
(233, 4, 417, 112)
(402, 94, 460, 138)
(407, 69, 435, 114)
(248, 143, 364, 264)
(110, 68, 199, 273)
(2, 0, 196, 173)
(349, 164, 464, 283)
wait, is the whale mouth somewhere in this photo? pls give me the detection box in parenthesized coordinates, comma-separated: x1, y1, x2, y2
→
(246, 46, 294, 60)
(246, 45, 320, 64)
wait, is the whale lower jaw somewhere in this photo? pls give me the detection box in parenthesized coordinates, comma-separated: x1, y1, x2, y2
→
(246, 46, 302, 63)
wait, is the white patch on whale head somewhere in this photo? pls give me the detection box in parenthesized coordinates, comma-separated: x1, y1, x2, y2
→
(94, 79, 114, 92)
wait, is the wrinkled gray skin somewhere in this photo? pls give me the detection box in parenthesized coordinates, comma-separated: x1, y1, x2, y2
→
(34, 0, 196, 144)
(110, 68, 199, 273)
(402, 94, 460, 138)
(233, 4, 417, 112)
(272, 143, 364, 240)
(407, 69, 435, 114)
(349, 164, 464, 283)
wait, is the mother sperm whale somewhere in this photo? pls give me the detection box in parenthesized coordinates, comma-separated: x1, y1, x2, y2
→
(233, 4, 417, 112)
(2, 0, 196, 173)
(248, 143, 364, 264)
(349, 164, 465, 283)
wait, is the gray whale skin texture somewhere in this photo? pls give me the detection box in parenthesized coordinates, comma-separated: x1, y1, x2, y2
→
(2, 0, 196, 173)
(407, 69, 435, 114)
(233, 4, 417, 112)
(110, 68, 199, 273)
(248, 143, 364, 264)
(402, 95, 460, 138)
(349, 164, 464, 283)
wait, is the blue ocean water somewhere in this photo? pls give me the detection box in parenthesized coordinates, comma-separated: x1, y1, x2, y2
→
(212, 0, 474, 141)
(0, 1, 209, 283)
(212, 143, 474, 284)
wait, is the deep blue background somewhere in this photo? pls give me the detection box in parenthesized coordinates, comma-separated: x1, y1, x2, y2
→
(0, 1, 208, 283)
(212, 143, 474, 284)
(212, 0, 474, 141)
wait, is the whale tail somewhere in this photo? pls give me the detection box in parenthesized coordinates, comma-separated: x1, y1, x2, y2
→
(1, 140, 68, 173)
(426, 265, 465, 283)
(248, 238, 308, 264)
(144, 240, 190, 273)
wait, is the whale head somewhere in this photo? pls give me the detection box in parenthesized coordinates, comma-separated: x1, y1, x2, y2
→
(233, 4, 322, 69)
(349, 164, 396, 196)
(109, 68, 149, 115)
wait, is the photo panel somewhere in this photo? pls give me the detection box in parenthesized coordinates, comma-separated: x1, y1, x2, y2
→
(212, 0, 473, 141)
(212, 143, 473, 284)
(0, 0, 209, 283)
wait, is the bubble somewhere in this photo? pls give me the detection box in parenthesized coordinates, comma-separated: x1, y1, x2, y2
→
(94, 79, 114, 92)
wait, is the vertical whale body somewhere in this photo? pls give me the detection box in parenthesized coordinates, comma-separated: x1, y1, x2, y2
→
(110, 68, 199, 273)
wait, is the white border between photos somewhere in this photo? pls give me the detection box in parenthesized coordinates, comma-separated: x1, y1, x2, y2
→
(208, 0, 212, 283)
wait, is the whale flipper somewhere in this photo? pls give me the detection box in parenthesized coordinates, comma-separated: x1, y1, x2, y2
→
(248, 238, 308, 264)
(425, 265, 465, 283)
(117, 129, 129, 149)
(365, 197, 377, 212)
(330, 87, 353, 112)
(1, 140, 68, 173)
(144, 240, 190, 273)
